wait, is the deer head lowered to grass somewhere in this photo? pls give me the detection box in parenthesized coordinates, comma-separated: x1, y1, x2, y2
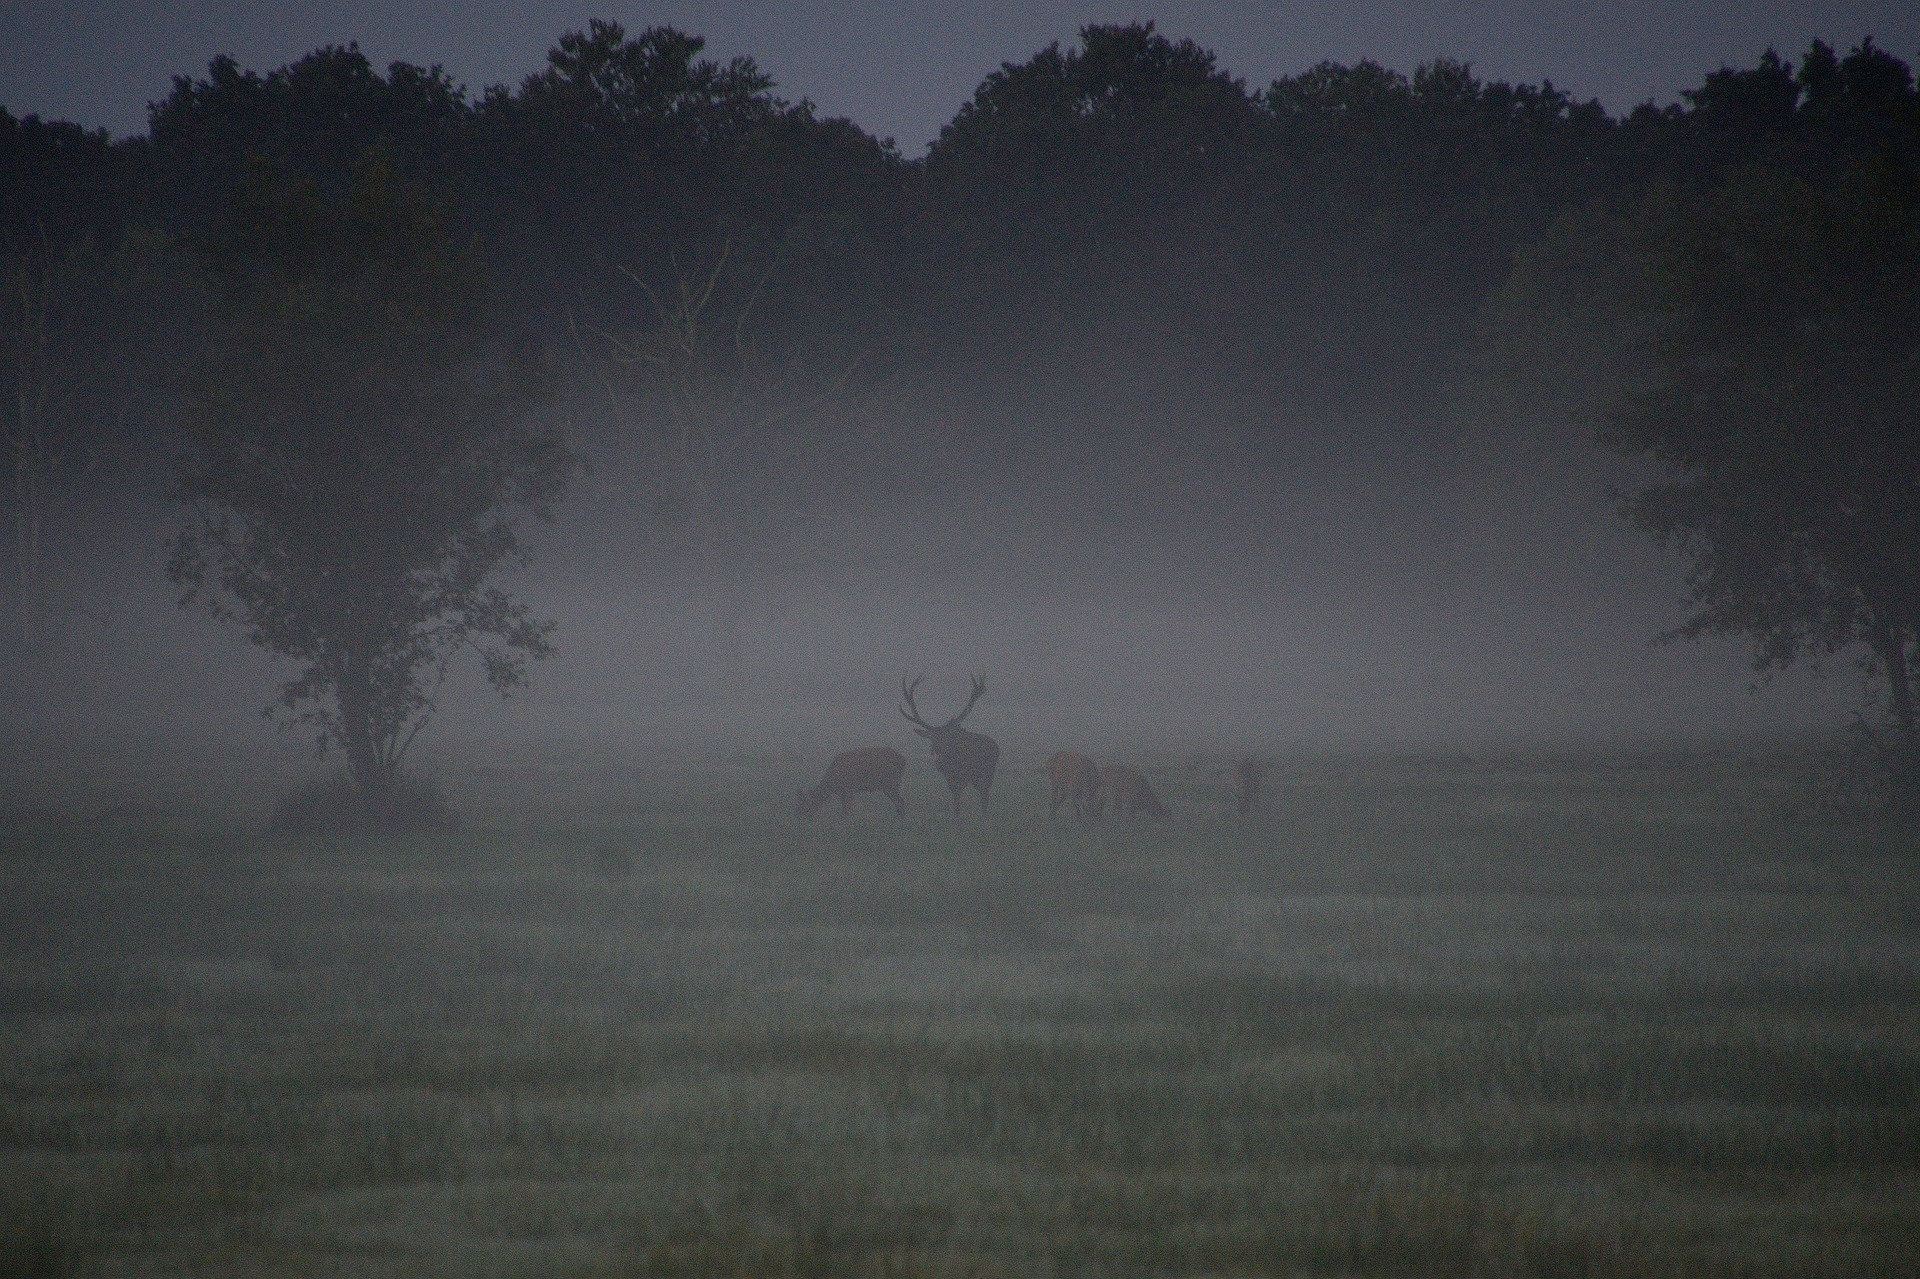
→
(1043, 751, 1103, 819)
(1098, 764, 1170, 819)
(796, 746, 907, 820)
(900, 674, 1000, 815)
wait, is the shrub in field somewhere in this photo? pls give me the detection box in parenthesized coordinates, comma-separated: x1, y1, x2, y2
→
(1795, 715, 1920, 822)
(269, 771, 457, 833)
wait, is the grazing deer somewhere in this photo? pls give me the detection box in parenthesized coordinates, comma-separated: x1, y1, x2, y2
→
(1233, 757, 1265, 815)
(1043, 751, 1103, 818)
(900, 674, 1000, 815)
(1098, 764, 1170, 819)
(796, 746, 907, 819)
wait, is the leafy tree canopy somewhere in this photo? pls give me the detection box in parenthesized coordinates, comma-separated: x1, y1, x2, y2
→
(1473, 40, 1920, 794)
(500, 20, 779, 146)
(171, 152, 573, 807)
(0, 108, 127, 242)
(926, 21, 1259, 219)
(1607, 160, 1920, 689)
(148, 45, 471, 233)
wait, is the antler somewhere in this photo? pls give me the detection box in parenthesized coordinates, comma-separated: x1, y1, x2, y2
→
(901, 673, 988, 728)
(899, 673, 934, 729)
(952, 674, 988, 725)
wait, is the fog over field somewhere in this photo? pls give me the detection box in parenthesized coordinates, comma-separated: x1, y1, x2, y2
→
(1, 371, 1848, 773)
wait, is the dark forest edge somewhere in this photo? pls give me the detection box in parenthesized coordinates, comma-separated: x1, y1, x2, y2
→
(3, 21, 1917, 818)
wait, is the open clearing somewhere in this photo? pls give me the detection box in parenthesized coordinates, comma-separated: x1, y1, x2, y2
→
(2, 745, 1917, 1276)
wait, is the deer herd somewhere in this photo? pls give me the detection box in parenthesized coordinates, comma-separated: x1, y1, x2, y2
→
(795, 674, 1266, 822)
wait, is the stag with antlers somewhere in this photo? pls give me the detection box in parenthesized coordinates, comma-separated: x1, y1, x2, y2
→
(900, 674, 1000, 815)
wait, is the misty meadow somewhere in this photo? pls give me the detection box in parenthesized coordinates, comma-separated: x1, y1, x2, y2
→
(4, 18, 1919, 1278)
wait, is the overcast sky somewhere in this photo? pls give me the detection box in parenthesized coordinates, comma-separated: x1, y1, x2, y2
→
(3, 2, 1916, 153)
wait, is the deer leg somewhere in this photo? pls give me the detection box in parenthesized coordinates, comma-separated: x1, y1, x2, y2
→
(840, 793, 852, 817)
(888, 785, 904, 817)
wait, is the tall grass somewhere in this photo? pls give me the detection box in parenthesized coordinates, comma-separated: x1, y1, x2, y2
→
(1, 745, 1915, 1275)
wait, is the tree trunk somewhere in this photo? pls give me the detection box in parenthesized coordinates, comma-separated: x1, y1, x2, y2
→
(8, 242, 51, 655)
(336, 658, 395, 810)
(12, 444, 36, 652)
(1878, 623, 1919, 814)
(1884, 624, 1916, 739)
(693, 536, 745, 684)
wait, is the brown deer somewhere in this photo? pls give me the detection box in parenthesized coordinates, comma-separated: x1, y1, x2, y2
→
(1232, 757, 1265, 815)
(1098, 764, 1170, 819)
(796, 746, 907, 819)
(900, 674, 1000, 815)
(1043, 751, 1103, 818)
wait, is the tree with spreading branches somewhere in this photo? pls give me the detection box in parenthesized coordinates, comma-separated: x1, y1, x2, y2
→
(1604, 157, 1920, 799)
(577, 239, 861, 677)
(170, 152, 574, 813)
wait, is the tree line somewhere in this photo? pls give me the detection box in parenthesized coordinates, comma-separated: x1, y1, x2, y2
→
(2, 22, 1916, 815)
(13, 24, 1911, 388)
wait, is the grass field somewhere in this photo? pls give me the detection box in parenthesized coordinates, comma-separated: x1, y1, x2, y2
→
(2, 744, 1917, 1277)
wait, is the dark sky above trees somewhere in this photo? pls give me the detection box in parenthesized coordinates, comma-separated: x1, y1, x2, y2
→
(4, 1, 1917, 151)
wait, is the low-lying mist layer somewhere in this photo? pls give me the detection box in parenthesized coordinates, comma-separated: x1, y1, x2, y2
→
(0, 388, 1855, 759)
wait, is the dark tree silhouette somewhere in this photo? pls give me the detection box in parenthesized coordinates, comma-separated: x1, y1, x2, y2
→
(1477, 39, 1920, 803)
(1605, 154, 1920, 794)
(471, 20, 899, 323)
(1, 233, 101, 652)
(168, 152, 573, 813)
(146, 45, 473, 238)
(0, 229, 170, 654)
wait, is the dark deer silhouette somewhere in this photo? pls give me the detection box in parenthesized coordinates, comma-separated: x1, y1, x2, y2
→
(1043, 750, 1103, 818)
(1097, 764, 1171, 819)
(1232, 758, 1265, 815)
(796, 747, 907, 819)
(900, 674, 1000, 815)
